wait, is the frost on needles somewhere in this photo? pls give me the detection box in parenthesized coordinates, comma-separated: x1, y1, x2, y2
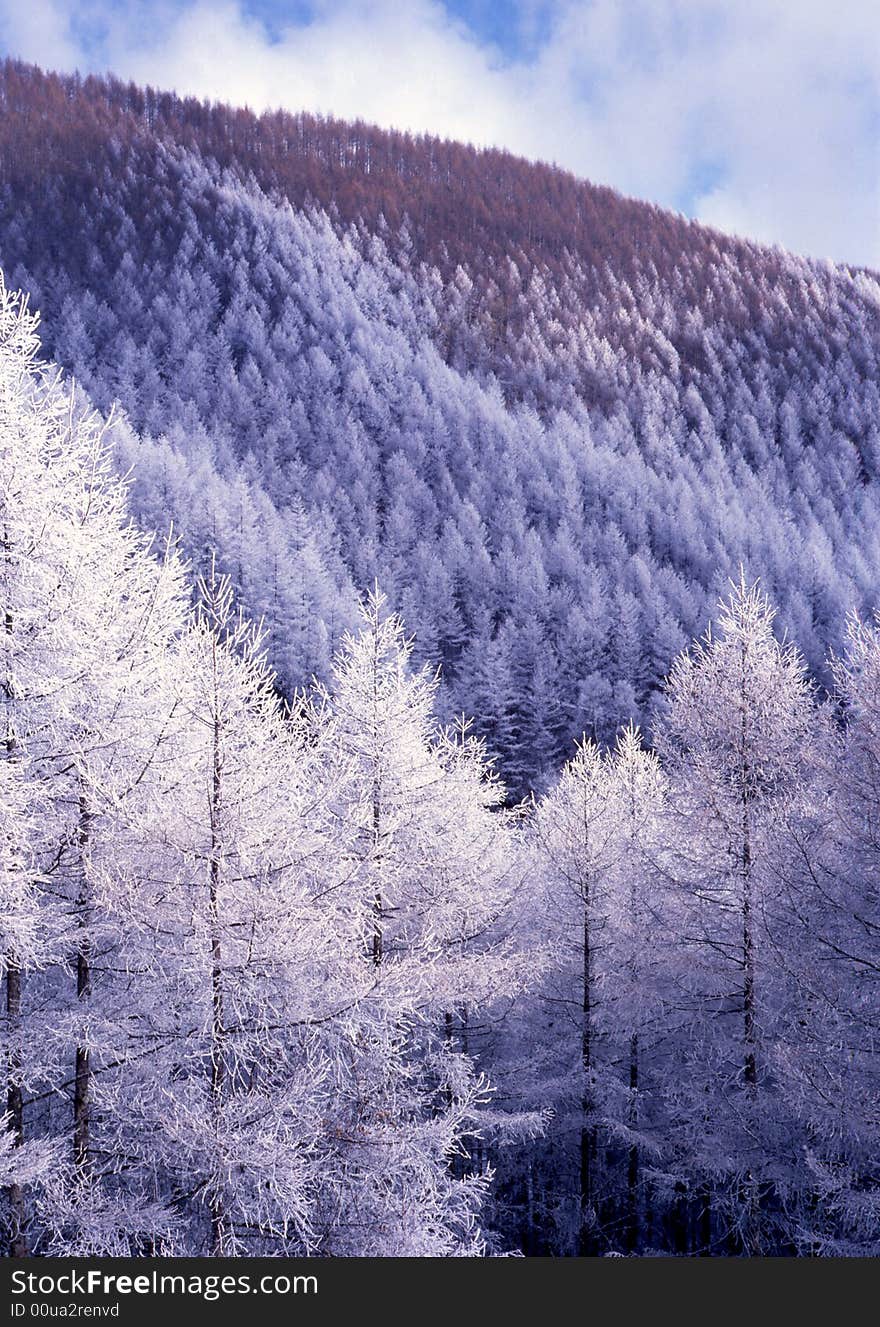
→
(1, 277, 878, 1256)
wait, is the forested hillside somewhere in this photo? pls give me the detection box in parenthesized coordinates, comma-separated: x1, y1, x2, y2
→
(1, 58, 879, 1259)
(2, 277, 878, 1257)
(2, 59, 880, 794)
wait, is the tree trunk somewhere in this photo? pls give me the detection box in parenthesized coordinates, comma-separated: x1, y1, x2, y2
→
(626, 1030, 639, 1253)
(698, 1182, 713, 1255)
(3, 576, 27, 1254)
(73, 793, 92, 1179)
(626, 842, 641, 1255)
(5, 960, 27, 1257)
(524, 1162, 536, 1257)
(742, 857, 762, 1254)
(579, 892, 596, 1256)
(208, 685, 226, 1255)
(739, 648, 761, 1255)
(742, 814, 756, 1090)
(371, 777, 382, 968)
(370, 628, 383, 969)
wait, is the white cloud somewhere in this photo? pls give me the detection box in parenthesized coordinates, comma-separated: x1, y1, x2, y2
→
(113, 1, 530, 150)
(0, 0, 83, 70)
(0, 0, 877, 267)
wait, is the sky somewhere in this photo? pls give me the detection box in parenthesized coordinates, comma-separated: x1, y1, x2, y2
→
(1, 0, 878, 268)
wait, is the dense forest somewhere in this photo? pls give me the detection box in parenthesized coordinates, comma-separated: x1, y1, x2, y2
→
(1, 60, 879, 1256)
(2, 60, 880, 795)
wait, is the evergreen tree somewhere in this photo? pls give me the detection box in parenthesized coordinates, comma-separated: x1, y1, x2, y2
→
(655, 575, 814, 1253)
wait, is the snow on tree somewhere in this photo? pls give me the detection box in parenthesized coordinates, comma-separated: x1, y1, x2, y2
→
(313, 588, 525, 1253)
(531, 737, 616, 1253)
(655, 574, 815, 1253)
(96, 569, 342, 1255)
(766, 611, 880, 1254)
(2, 197, 880, 1255)
(0, 272, 189, 1253)
(602, 723, 667, 1253)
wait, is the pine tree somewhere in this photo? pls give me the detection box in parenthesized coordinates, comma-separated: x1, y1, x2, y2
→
(101, 570, 339, 1255)
(769, 612, 880, 1253)
(604, 724, 666, 1253)
(531, 737, 619, 1254)
(655, 575, 814, 1253)
(0, 274, 189, 1253)
(316, 588, 523, 1254)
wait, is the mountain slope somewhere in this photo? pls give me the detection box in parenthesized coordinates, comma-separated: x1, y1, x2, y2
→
(2, 58, 879, 792)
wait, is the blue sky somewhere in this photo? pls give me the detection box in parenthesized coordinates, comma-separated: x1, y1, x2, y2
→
(1, 1, 878, 268)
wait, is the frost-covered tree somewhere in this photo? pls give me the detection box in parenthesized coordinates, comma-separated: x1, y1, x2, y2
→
(603, 724, 667, 1253)
(768, 612, 880, 1254)
(315, 589, 524, 1254)
(2, 70, 880, 1254)
(6, 61, 880, 798)
(655, 575, 815, 1253)
(0, 274, 188, 1253)
(323, 588, 520, 1006)
(0, 759, 46, 1257)
(100, 570, 342, 1256)
(530, 737, 619, 1253)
